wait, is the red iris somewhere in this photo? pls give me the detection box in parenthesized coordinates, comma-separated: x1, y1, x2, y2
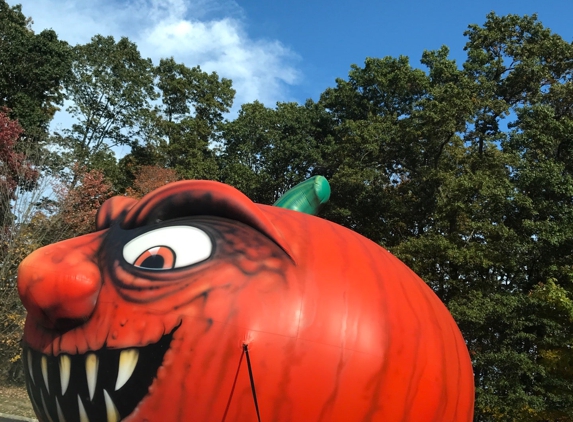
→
(134, 246, 175, 270)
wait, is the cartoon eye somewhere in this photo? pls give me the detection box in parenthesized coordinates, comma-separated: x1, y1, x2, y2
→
(133, 246, 175, 269)
(123, 226, 212, 270)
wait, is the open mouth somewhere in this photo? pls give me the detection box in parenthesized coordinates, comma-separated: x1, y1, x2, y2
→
(23, 328, 176, 422)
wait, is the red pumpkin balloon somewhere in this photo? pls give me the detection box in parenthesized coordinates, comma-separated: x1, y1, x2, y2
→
(18, 180, 474, 422)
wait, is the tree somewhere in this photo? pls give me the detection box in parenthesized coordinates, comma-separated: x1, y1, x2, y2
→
(0, 109, 39, 226)
(220, 100, 333, 204)
(318, 55, 433, 242)
(58, 35, 156, 183)
(155, 58, 235, 180)
(454, 14, 573, 420)
(0, 0, 71, 143)
(54, 168, 114, 237)
(125, 165, 179, 199)
(117, 58, 235, 186)
(114, 140, 170, 193)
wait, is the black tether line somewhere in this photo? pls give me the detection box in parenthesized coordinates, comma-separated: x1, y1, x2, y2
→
(221, 348, 244, 422)
(243, 343, 262, 422)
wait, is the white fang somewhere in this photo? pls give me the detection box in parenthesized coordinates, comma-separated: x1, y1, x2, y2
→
(104, 389, 120, 422)
(41, 390, 55, 422)
(60, 355, 71, 395)
(41, 355, 49, 393)
(115, 348, 139, 391)
(85, 353, 99, 400)
(78, 395, 89, 422)
(56, 397, 67, 422)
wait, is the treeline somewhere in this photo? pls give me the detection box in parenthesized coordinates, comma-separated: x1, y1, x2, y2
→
(2, 1, 573, 420)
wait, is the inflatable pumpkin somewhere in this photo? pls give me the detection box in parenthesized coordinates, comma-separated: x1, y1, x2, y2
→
(18, 180, 474, 422)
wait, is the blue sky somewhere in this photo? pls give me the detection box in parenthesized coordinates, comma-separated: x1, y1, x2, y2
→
(239, 0, 573, 102)
(14, 0, 573, 110)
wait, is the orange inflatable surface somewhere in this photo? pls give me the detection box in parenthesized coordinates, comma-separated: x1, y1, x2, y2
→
(18, 180, 474, 421)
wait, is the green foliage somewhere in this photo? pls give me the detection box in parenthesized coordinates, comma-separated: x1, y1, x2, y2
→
(117, 58, 235, 186)
(155, 58, 235, 180)
(220, 100, 334, 203)
(57, 35, 157, 183)
(0, 0, 71, 143)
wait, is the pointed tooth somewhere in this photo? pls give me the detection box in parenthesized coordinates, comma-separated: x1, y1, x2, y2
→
(59, 355, 71, 395)
(56, 397, 66, 422)
(85, 353, 99, 400)
(41, 355, 49, 393)
(78, 395, 89, 422)
(115, 348, 139, 391)
(103, 390, 120, 422)
(27, 350, 35, 384)
(41, 391, 55, 422)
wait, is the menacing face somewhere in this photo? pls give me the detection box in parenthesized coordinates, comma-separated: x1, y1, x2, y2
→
(18, 180, 475, 422)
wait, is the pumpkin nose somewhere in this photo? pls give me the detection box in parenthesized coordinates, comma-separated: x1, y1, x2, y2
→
(17, 233, 103, 331)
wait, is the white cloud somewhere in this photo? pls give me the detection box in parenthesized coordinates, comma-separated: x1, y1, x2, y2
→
(18, 0, 300, 109)
(141, 16, 299, 105)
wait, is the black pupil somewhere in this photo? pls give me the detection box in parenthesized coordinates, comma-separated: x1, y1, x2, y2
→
(140, 255, 165, 269)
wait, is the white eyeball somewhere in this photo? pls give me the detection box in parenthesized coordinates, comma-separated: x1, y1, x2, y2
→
(123, 226, 212, 270)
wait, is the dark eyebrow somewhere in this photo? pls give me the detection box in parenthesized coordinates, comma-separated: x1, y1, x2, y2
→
(120, 180, 293, 259)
